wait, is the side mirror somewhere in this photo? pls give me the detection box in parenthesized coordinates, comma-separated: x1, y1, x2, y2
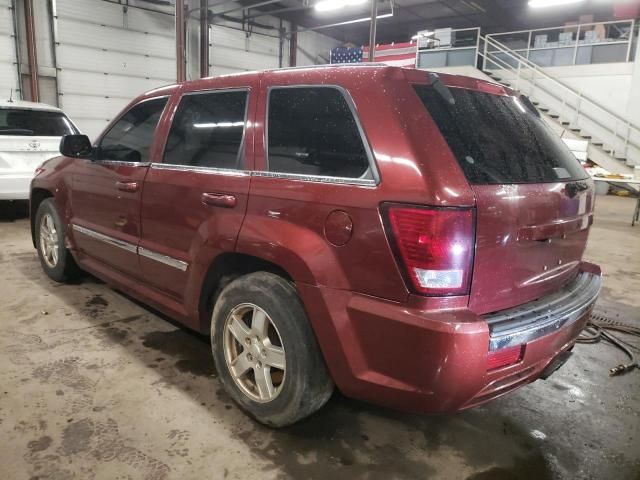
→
(60, 134, 93, 158)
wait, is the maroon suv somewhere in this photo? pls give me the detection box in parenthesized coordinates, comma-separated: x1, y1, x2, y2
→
(30, 65, 601, 427)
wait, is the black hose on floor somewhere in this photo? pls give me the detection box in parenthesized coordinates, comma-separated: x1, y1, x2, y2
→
(577, 316, 640, 376)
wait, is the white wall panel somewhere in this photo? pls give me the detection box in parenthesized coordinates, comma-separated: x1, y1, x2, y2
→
(55, 0, 174, 35)
(56, 18, 174, 58)
(56, 44, 174, 80)
(58, 94, 131, 122)
(57, 70, 170, 99)
(209, 26, 281, 76)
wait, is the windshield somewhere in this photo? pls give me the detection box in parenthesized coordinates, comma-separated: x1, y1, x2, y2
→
(0, 108, 77, 136)
(413, 85, 588, 184)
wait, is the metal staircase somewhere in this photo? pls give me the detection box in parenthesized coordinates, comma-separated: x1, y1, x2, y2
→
(478, 35, 639, 176)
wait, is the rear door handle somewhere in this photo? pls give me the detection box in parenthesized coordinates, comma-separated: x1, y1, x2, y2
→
(115, 181, 139, 192)
(201, 192, 237, 208)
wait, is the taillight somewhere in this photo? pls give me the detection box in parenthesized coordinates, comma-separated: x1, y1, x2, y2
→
(383, 205, 475, 296)
(487, 345, 524, 370)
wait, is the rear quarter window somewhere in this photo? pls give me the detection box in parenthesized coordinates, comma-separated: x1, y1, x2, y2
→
(413, 85, 588, 184)
(267, 87, 372, 180)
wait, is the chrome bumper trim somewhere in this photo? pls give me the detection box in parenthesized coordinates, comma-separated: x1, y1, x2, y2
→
(71, 224, 188, 272)
(485, 271, 601, 351)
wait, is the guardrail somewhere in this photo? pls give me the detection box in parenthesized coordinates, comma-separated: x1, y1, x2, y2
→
(415, 27, 480, 69)
(485, 20, 635, 67)
(479, 34, 640, 165)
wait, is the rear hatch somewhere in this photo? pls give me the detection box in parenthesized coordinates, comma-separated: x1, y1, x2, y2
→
(414, 80, 593, 315)
(0, 107, 76, 175)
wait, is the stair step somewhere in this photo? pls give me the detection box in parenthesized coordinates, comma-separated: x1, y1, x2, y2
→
(581, 135, 592, 139)
(592, 142, 603, 147)
(570, 128, 581, 132)
(532, 101, 540, 105)
(561, 122, 570, 126)
(549, 114, 560, 119)
(539, 107, 549, 112)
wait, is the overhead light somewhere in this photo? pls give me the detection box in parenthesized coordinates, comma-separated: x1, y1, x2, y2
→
(328, 12, 393, 26)
(315, 0, 367, 12)
(529, 0, 584, 8)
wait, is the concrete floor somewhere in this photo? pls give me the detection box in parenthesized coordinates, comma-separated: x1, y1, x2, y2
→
(0, 195, 638, 480)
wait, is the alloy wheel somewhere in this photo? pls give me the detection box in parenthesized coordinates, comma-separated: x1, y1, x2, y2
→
(222, 303, 286, 403)
(39, 213, 59, 268)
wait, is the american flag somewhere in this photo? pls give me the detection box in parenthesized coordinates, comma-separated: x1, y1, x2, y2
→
(330, 42, 417, 68)
(330, 47, 363, 64)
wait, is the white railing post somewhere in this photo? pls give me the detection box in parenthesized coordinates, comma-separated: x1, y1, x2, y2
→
(572, 23, 581, 66)
(626, 19, 635, 62)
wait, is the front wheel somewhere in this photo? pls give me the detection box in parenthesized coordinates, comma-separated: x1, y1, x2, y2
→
(211, 272, 334, 427)
(35, 198, 81, 282)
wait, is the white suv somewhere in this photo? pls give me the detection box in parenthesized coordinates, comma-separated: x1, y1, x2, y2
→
(0, 100, 78, 200)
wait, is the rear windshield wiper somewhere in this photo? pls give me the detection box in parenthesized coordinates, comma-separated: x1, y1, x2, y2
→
(427, 72, 456, 106)
(0, 128, 35, 135)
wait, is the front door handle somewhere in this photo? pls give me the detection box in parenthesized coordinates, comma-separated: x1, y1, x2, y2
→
(115, 181, 139, 192)
(201, 192, 237, 208)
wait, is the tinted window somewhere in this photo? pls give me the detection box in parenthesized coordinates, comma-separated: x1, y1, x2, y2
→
(267, 87, 370, 179)
(414, 85, 587, 184)
(164, 90, 247, 169)
(0, 108, 76, 136)
(99, 97, 168, 163)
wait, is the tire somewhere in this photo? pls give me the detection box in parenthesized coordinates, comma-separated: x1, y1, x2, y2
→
(35, 198, 81, 282)
(211, 272, 334, 427)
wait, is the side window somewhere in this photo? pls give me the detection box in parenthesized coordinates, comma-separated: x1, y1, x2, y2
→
(267, 87, 370, 179)
(163, 90, 248, 169)
(98, 96, 168, 163)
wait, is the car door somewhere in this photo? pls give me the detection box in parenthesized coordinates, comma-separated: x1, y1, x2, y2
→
(138, 80, 256, 323)
(70, 96, 169, 279)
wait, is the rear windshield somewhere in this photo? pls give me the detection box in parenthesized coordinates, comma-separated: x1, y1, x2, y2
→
(0, 108, 76, 136)
(413, 85, 588, 184)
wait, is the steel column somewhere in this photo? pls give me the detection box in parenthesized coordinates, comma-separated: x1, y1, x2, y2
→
(368, 0, 378, 62)
(176, 0, 186, 83)
(289, 23, 297, 67)
(199, 0, 209, 78)
(24, 0, 39, 102)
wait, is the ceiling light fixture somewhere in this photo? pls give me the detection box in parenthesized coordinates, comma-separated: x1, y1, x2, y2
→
(528, 0, 584, 8)
(315, 0, 367, 12)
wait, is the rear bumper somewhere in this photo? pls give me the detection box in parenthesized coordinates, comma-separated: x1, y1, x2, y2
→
(0, 173, 32, 200)
(299, 261, 601, 414)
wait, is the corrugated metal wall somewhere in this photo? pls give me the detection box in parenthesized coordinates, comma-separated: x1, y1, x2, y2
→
(0, 0, 20, 100)
(53, 0, 175, 139)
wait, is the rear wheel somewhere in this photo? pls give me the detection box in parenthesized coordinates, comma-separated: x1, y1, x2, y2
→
(35, 198, 81, 282)
(211, 272, 334, 427)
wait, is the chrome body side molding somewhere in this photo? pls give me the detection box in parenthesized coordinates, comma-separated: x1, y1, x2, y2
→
(71, 224, 188, 272)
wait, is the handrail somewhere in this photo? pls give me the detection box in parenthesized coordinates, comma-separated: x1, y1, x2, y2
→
(486, 19, 635, 66)
(485, 19, 634, 39)
(480, 35, 640, 159)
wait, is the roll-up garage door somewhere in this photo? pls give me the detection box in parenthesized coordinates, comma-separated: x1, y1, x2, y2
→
(54, 0, 175, 140)
(209, 23, 282, 77)
(0, 0, 20, 100)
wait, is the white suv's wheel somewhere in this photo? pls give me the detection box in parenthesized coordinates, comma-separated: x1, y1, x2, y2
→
(211, 272, 334, 427)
